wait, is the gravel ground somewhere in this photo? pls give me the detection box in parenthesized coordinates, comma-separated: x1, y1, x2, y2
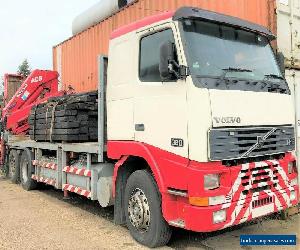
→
(0, 175, 299, 250)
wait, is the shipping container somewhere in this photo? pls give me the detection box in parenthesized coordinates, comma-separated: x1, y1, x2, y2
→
(277, 0, 300, 69)
(281, 0, 300, 183)
(286, 68, 300, 185)
(53, 0, 276, 93)
(3, 74, 23, 105)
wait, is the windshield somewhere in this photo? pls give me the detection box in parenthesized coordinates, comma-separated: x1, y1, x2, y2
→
(181, 19, 289, 94)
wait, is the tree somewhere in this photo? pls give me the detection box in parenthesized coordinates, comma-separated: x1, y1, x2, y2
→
(0, 77, 4, 95)
(0, 77, 3, 91)
(17, 59, 31, 78)
(0, 77, 4, 108)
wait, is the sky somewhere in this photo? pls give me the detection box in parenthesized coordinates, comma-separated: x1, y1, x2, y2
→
(0, 0, 99, 91)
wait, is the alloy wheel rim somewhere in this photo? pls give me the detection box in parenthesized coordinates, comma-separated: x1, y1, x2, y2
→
(128, 188, 151, 232)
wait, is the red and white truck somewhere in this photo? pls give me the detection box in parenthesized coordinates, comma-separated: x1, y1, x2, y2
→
(1, 7, 299, 248)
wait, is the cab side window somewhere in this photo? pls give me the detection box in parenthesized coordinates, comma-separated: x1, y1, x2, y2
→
(139, 29, 175, 82)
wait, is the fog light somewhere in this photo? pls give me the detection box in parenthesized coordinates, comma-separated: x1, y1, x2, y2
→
(213, 209, 226, 224)
(209, 195, 225, 206)
(290, 191, 296, 201)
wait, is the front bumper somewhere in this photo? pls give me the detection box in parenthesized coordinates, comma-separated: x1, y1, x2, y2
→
(181, 185, 299, 232)
(162, 153, 299, 232)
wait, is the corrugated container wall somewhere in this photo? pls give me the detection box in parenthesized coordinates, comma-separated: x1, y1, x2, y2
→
(286, 68, 300, 185)
(4, 74, 23, 105)
(280, 0, 300, 182)
(277, 0, 300, 69)
(53, 0, 276, 93)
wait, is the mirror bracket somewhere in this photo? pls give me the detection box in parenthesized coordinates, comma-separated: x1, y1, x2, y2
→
(169, 60, 189, 80)
(179, 65, 189, 80)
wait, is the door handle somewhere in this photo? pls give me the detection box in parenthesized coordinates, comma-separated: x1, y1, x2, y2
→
(135, 124, 145, 131)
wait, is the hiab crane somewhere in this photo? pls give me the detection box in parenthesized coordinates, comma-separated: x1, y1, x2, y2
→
(0, 70, 62, 165)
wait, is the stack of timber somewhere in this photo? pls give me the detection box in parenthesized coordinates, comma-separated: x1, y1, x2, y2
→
(29, 92, 98, 142)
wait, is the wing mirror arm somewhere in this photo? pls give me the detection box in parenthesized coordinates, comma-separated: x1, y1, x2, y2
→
(159, 41, 189, 81)
(168, 60, 189, 80)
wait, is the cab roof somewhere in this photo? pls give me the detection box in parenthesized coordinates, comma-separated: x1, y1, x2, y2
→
(174, 7, 275, 40)
(111, 7, 275, 40)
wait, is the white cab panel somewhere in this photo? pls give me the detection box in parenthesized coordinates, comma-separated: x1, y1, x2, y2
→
(134, 81, 188, 157)
(186, 81, 212, 163)
(107, 32, 136, 140)
(133, 23, 189, 158)
(210, 89, 294, 127)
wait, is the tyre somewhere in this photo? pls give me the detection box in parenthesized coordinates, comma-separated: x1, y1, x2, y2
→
(7, 150, 20, 183)
(124, 170, 172, 248)
(20, 149, 37, 191)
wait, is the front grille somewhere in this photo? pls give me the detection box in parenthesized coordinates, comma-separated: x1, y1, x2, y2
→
(241, 162, 279, 196)
(209, 126, 295, 161)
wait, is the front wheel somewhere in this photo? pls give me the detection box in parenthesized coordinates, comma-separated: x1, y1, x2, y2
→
(124, 170, 172, 248)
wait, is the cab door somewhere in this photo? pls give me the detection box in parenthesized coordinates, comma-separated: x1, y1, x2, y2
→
(133, 24, 188, 189)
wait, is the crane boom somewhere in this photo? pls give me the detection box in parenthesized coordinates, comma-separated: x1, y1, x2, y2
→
(2, 70, 63, 135)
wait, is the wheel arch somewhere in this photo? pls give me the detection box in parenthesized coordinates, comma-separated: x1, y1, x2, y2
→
(108, 141, 166, 225)
(108, 141, 166, 194)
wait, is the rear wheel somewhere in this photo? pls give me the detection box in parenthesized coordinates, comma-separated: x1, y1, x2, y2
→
(20, 149, 37, 191)
(124, 170, 172, 248)
(7, 150, 20, 183)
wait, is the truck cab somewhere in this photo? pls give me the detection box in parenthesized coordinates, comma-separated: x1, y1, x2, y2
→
(107, 6, 298, 245)
(2, 6, 298, 248)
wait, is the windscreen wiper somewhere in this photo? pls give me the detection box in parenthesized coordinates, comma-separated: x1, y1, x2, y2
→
(263, 74, 288, 93)
(222, 67, 253, 73)
(221, 67, 252, 79)
(217, 67, 253, 85)
(264, 74, 285, 81)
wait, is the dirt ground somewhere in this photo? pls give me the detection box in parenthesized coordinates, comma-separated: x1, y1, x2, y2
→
(0, 175, 299, 250)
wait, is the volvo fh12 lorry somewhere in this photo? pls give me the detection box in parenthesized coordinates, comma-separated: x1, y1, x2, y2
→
(1, 7, 299, 248)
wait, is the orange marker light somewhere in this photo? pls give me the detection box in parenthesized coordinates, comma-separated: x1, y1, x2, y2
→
(189, 197, 209, 207)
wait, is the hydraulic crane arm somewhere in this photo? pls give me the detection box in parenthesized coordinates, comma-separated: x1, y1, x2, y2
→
(2, 70, 63, 135)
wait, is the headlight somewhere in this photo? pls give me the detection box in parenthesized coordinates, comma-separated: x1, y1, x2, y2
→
(213, 210, 226, 224)
(209, 195, 225, 206)
(204, 174, 220, 190)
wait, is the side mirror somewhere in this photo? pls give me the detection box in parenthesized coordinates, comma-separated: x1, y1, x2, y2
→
(159, 41, 176, 81)
(276, 52, 285, 77)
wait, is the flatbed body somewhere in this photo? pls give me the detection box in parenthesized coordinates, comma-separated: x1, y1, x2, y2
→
(8, 136, 101, 154)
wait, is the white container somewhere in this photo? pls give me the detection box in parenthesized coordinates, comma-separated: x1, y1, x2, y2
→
(277, 0, 300, 69)
(278, 1, 300, 182)
(286, 68, 300, 184)
(72, 0, 135, 35)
